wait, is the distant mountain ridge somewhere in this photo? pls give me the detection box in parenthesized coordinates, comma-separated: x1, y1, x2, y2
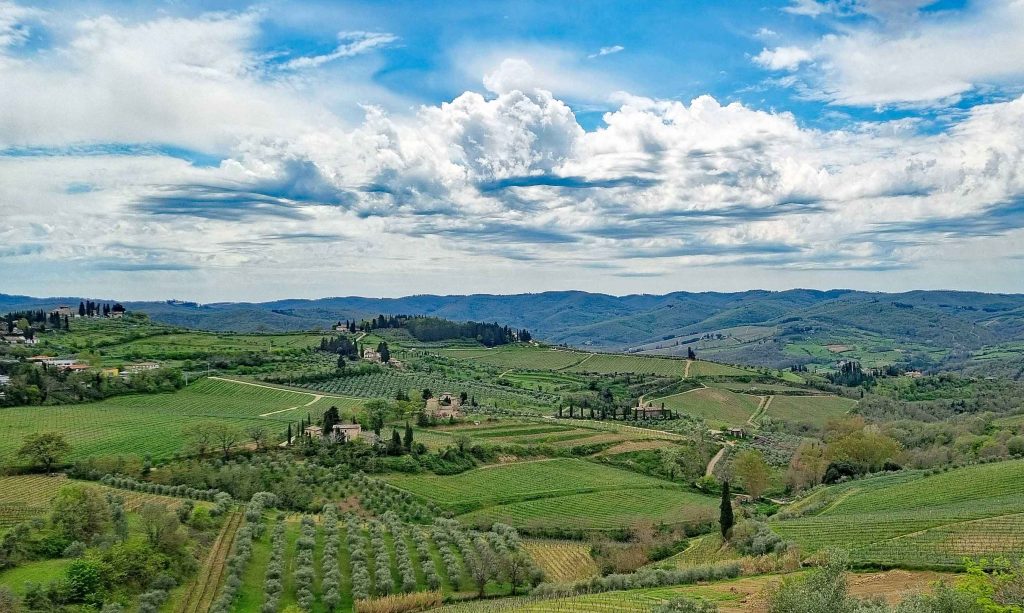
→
(4, 289, 1024, 375)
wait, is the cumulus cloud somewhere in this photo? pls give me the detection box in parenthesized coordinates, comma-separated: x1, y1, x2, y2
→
(762, 0, 1024, 107)
(753, 46, 813, 71)
(2, 4, 1024, 298)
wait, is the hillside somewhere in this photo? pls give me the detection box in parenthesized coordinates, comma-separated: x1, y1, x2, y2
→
(5, 289, 1024, 375)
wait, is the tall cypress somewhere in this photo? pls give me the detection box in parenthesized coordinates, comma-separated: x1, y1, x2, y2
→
(720, 481, 734, 538)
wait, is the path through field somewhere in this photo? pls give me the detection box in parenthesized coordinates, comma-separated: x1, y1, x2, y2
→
(705, 442, 734, 477)
(747, 395, 773, 427)
(177, 510, 243, 613)
(258, 393, 325, 417)
(684, 359, 693, 378)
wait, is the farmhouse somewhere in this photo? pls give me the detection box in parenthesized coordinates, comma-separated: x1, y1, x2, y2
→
(633, 402, 673, 419)
(426, 391, 462, 418)
(50, 305, 73, 317)
(331, 423, 362, 442)
(727, 427, 747, 438)
(110, 303, 126, 318)
(123, 362, 160, 374)
(304, 425, 323, 438)
(362, 347, 381, 363)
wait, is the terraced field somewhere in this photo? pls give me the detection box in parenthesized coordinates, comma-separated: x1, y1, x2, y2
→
(652, 387, 761, 425)
(0, 378, 363, 462)
(420, 420, 681, 454)
(764, 395, 856, 427)
(772, 459, 1024, 568)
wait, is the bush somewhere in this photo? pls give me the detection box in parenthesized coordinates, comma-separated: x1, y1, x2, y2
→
(731, 520, 792, 556)
(654, 596, 719, 613)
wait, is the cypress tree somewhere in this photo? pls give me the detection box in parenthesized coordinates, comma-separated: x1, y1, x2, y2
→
(720, 481, 734, 538)
(403, 422, 413, 451)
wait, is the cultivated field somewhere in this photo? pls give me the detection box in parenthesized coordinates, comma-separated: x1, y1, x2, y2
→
(772, 459, 1024, 567)
(458, 487, 718, 532)
(0, 474, 206, 532)
(434, 346, 591, 371)
(383, 458, 677, 513)
(0, 378, 363, 462)
(762, 394, 856, 427)
(521, 540, 598, 582)
(652, 387, 761, 425)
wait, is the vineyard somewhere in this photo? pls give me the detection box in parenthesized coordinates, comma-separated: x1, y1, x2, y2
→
(434, 346, 592, 371)
(651, 387, 761, 425)
(383, 458, 685, 513)
(520, 540, 598, 582)
(772, 459, 1024, 568)
(294, 369, 557, 410)
(0, 378, 363, 462)
(0, 474, 211, 531)
(459, 488, 718, 533)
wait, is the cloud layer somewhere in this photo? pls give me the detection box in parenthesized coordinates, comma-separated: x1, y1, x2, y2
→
(1, 2, 1023, 299)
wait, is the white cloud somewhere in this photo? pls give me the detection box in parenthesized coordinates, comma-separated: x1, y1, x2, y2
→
(282, 30, 397, 70)
(0, 0, 40, 48)
(588, 45, 624, 59)
(753, 46, 813, 71)
(3, 8, 1024, 298)
(763, 0, 1024, 107)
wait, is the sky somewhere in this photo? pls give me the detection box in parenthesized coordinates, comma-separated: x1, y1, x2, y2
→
(2, 0, 1024, 301)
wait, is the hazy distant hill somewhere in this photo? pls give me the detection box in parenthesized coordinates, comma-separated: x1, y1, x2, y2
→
(4, 290, 1024, 376)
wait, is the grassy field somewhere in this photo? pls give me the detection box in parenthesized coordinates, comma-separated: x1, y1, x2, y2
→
(772, 459, 1024, 568)
(651, 387, 761, 426)
(686, 361, 759, 378)
(434, 345, 591, 371)
(0, 378, 363, 463)
(383, 458, 678, 513)
(762, 395, 857, 428)
(458, 487, 718, 532)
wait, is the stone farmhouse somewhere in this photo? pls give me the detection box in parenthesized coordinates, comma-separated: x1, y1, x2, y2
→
(426, 391, 462, 418)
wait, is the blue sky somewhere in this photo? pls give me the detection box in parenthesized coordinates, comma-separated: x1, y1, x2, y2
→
(1, 0, 1024, 300)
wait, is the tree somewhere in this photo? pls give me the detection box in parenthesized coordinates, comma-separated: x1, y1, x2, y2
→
(208, 422, 242, 458)
(403, 422, 413, 452)
(139, 503, 186, 553)
(732, 450, 770, 499)
(470, 538, 496, 597)
(51, 485, 111, 542)
(183, 423, 214, 457)
(337, 354, 346, 370)
(322, 406, 341, 439)
(501, 550, 532, 595)
(377, 342, 390, 363)
(247, 425, 271, 451)
(422, 388, 433, 401)
(687, 346, 696, 360)
(387, 428, 403, 455)
(17, 432, 71, 474)
(79, 302, 86, 317)
(365, 399, 390, 436)
(719, 481, 734, 538)
(786, 441, 828, 492)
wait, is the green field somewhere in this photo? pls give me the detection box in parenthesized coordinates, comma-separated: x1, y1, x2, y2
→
(686, 361, 759, 378)
(384, 459, 677, 512)
(458, 487, 718, 532)
(772, 459, 1024, 568)
(652, 387, 761, 425)
(434, 345, 591, 371)
(762, 395, 857, 427)
(0, 378, 363, 462)
(566, 353, 688, 377)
